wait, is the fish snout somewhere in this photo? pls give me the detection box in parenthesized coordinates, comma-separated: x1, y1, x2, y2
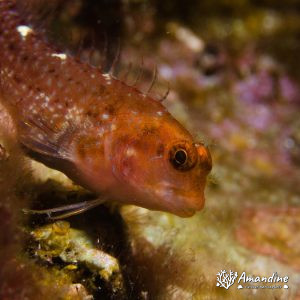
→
(195, 143, 212, 172)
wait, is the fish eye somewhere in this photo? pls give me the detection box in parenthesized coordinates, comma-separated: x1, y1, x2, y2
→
(169, 142, 197, 171)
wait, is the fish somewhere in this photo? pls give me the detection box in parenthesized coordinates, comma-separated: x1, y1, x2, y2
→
(0, 0, 212, 218)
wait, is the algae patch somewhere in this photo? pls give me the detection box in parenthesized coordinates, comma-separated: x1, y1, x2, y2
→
(30, 221, 123, 292)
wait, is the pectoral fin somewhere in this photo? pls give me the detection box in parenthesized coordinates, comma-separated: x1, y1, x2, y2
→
(19, 117, 73, 161)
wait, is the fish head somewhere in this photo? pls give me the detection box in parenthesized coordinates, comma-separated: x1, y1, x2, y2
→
(112, 114, 212, 217)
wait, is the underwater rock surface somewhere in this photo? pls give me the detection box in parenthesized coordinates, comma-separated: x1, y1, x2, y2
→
(236, 206, 300, 271)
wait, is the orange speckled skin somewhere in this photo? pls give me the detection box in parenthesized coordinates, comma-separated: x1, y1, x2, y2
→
(0, 0, 212, 217)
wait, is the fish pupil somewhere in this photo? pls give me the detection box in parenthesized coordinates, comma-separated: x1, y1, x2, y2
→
(174, 149, 187, 166)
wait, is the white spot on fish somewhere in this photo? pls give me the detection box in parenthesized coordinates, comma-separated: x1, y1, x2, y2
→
(37, 133, 44, 140)
(103, 73, 112, 84)
(52, 53, 67, 60)
(110, 124, 117, 131)
(126, 147, 136, 157)
(17, 25, 33, 40)
(102, 113, 109, 120)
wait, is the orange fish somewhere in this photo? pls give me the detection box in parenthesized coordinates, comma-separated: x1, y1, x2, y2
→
(0, 0, 212, 218)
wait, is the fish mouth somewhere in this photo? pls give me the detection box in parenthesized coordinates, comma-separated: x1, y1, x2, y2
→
(174, 195, 205, 217)
(173, 207, 196, 218)
(156, 185, 205, 217)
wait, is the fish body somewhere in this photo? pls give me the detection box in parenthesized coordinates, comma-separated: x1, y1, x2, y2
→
(0, 0, 212, 217)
